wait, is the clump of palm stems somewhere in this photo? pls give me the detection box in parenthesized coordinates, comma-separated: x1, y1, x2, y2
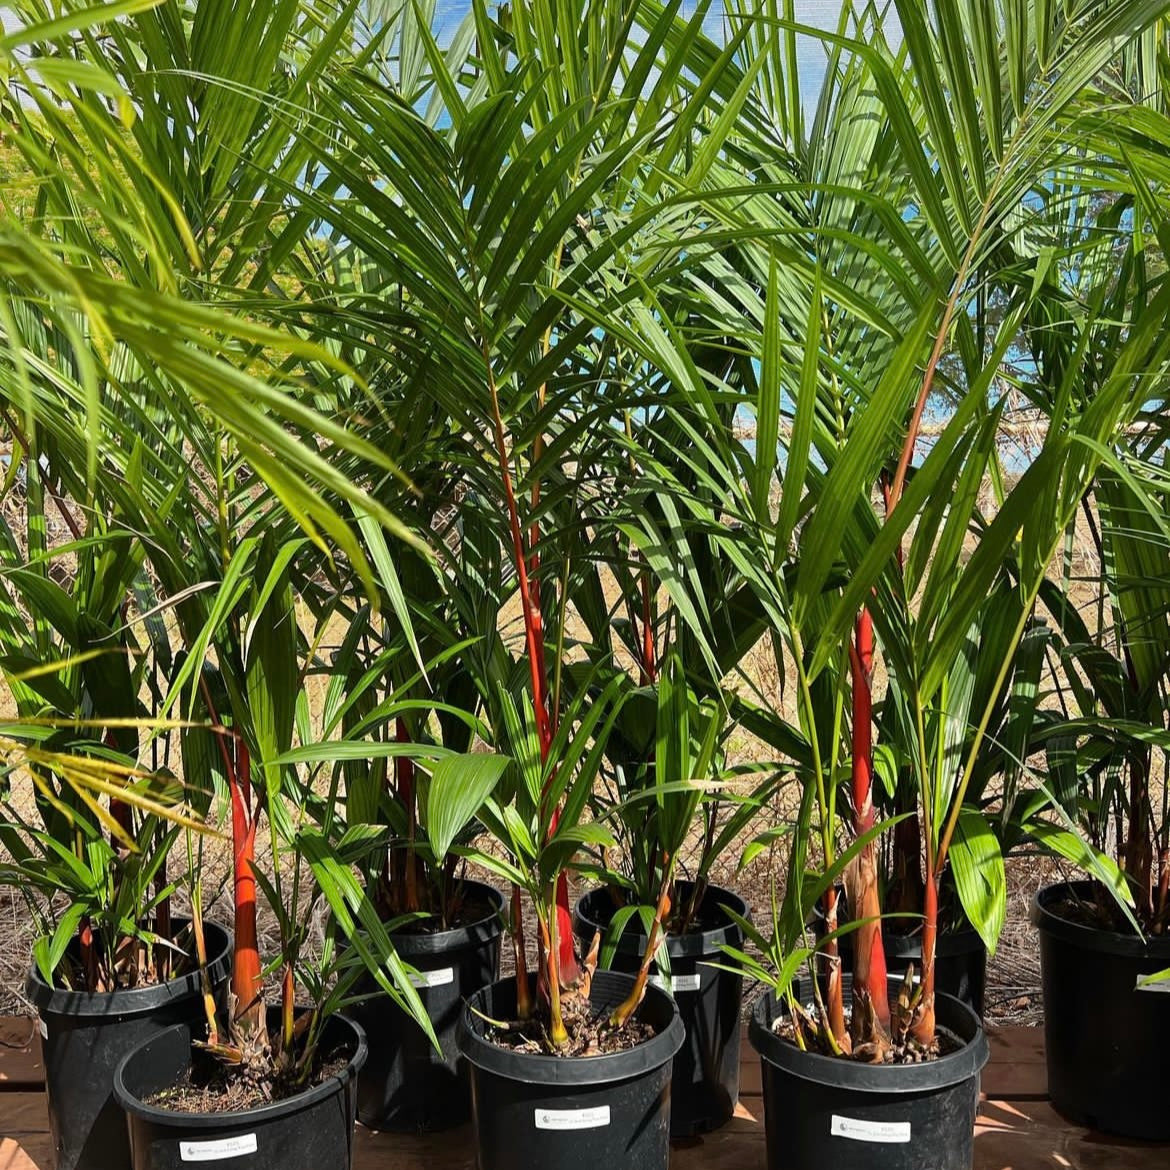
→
(297, 586, 508, 935)
(575, 446, 780, 956)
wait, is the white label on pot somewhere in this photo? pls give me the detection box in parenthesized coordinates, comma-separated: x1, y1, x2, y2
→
(37, 1017, 47, 1040)
(1136, 973, 1170, 993)
(831, 1115, 911, 1144)
(408, 967, 454, 989)
(650, 973, 701, 993)
(534, 1105, 611, 1131)
(179, 1134, 258, 1162)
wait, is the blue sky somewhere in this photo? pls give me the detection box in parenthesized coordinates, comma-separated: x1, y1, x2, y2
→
(431, 1, 902, 107)
(0, 1, 900, 112)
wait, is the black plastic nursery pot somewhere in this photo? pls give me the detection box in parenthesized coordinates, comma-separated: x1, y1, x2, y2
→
(456, 970, 685, 1170)
(113, 1007, 367, 1170)
(1032, 879, 1170, 1141)
(352, 879, 504, 1131)
(812, 889, 987, 1017)
(25, 918, 231, 1170)
(749, 975, 989, 1170)
(573, 881, 747, 1136)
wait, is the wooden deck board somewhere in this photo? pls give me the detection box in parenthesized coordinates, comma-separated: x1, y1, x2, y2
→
(1, 1135, 53, 1170)
(0, 1021, 42, 1091)
(1, 1017, 1165, 1169)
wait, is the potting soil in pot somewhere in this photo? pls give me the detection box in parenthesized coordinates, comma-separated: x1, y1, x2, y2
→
(456, 971, 685, 1170)
(113, 1008, 367, 1170)
(749, 975, 989, 1170)
(25, 918, 232, 1170)
(573, 880, 747, 1136)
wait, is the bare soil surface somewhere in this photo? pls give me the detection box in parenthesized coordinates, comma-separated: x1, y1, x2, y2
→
(482, 990, 656, 1057)
(769, 1013, 964, 1063)
(146, 1048, 351, 1114)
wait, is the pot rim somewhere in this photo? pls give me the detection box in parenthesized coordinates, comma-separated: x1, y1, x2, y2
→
(748, 978, 989, 1094)
(456, 971, 685, 1086)
(1031, 879, 1170, 959)
(26, 917, 232, 1018)
(882, 923, 986, 961)
(573, 881, 749, 958)
(812, 887, 983, 959)
(112, 1010, 367, 1128)
(387, 879, 505, 958)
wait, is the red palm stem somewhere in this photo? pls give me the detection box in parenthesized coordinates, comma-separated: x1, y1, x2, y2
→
(228, 740, 264, 1037)
(640, 569, 656, 684)
(849, 610, 892, 1047)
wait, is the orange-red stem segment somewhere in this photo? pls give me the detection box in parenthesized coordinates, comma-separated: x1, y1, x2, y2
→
(849, 609, 891, 1049)
(228, 742, 264, 1037)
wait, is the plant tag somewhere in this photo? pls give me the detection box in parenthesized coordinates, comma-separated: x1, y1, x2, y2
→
(408, 967, 454, 989)
(37, 1017, 48, 1040)
(649, 973, 701, 993)
(831, 1115, 911, 1143)
(179, 1134, 258, 1161)
(1135, 973, 1170, 993)
(534, 1105, 611, 1131)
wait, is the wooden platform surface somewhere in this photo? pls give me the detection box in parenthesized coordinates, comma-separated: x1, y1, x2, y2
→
(1, 1016, 1166, 1169)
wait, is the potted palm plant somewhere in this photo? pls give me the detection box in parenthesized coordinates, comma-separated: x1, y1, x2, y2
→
(455, 669, 685, 1170)
(11, 782, 230, 1170)
(278, 4, 753, 1163)
(290, 576, 509, 1133)
(0, 476, 231, 1170)
(572, 653, 748, 1136)
(112, 734, 512, 1169)
(1025, 260, 1170, 1138)
(435, 215, 687, 1163)
(564, 376, 777, 1136)
(570, 639, 766, 1136)
(108, 536, 487, 1169)
(730, 845, 989, 1170)
(0, 4, 432, 1165)
(8, 778, 231, 1170)
(111, 801, 381, 1170)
